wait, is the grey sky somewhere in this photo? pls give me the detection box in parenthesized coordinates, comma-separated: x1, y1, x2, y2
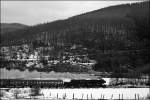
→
(1, 1, 142, 26)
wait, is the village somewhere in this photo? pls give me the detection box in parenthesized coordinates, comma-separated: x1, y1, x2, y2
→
(0, 43, 97, 71)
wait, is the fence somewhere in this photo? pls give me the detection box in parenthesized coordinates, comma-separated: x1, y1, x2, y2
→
(40, 88, 150, 100)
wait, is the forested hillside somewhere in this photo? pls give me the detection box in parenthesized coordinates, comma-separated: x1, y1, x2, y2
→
(1, 1, 150, 75)
(1, 23, 28, 34)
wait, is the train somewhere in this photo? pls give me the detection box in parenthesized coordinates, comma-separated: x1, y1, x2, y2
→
(0, 78, 106, 88)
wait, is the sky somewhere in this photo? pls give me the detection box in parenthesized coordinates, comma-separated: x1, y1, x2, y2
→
(1, 1, 143, 26)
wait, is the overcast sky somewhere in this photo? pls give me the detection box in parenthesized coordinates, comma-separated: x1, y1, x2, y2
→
(1, 1, 142, 26)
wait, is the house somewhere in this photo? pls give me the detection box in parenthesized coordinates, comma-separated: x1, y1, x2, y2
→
(0, 47, 9, 54)
(22, 44, 30, 53)
(29, 54, 38, 60)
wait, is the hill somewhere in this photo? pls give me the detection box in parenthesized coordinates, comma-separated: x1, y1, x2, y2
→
(1, 1, 150, 75)
(1, 1, 149, 46)
(0, 23, 28, 34)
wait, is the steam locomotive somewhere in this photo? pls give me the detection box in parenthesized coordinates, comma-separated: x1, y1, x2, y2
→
(0, 78, 106, 88)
